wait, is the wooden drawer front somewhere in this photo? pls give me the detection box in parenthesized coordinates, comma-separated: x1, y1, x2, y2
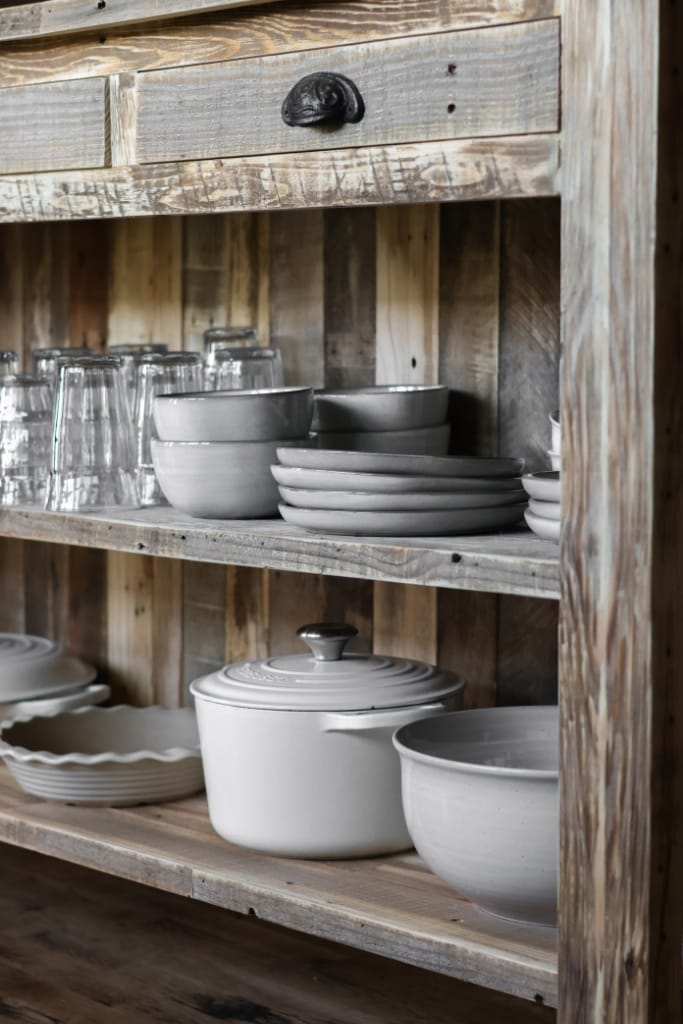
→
(0, 78, 107, 175)
(136, 20, 559, 165)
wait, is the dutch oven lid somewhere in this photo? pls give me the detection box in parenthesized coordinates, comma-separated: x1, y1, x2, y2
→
(190, 623, 463, 711)
(0, 633, 97, 703)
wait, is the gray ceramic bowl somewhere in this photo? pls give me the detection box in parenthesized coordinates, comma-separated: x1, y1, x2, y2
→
(315, 423, 450, 456)
(312, 385, 449, 432)
(153, 387, 314, 442)
(151, 438, 306, 518)
(393, 706, 558, 926)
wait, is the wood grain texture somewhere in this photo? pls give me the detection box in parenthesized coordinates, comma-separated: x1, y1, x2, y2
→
(0, 770, 559, 1007)
(136, 21, 560, 165)
(0, 135, 561, 222)
(109, 72, 138, 167)
(0, 506, 561, 598)
(0, 0, 285, 42)
(559, 1, 683, 1021)
(0, 2, 561, 90)
(0, 845, 555, 1024)
(0, 76, 106, 175)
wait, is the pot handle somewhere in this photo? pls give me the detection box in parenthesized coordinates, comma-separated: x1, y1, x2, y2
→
(321, 702, 446, 734)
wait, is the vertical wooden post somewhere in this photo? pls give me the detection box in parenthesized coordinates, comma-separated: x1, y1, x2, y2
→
(559, 2, 683, 1020)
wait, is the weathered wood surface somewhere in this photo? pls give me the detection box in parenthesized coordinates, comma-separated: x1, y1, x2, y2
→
(136, 21, 559, 165)
(0, 0, 560, 90)
(0, 770, 558, 1007)
(0, 505, 560, 598)
(0, 136, 560, 222)
(0, 0, 285, 42)
(0, 845, 555, 1024)
(559, 1, 683, 1022)
(0, 76, 106, 175)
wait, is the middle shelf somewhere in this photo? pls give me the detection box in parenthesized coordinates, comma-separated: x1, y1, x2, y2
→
(0, 765, 558, 1007)
(0, 505, 559, 598)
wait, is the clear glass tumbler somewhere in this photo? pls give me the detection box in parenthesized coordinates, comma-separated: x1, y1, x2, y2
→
(108, 344, 170, 411)
(0, 375, 52, 507)
(203, 326, 258, 389)
(133, 352, 205, 506)
(0, 351, 19, 378)
(33, 347, 96, 390)
(45, 357, 140, 512)
(214, 346, 284, 391)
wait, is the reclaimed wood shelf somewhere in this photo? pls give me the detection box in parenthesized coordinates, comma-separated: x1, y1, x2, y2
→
(0, 767, 558, 1008)
(0, 505, 560, 599)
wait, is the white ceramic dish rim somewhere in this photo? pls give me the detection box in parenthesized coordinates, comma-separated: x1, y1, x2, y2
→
(314, 384, 447, 398)
(0, 705, 201, 765)
(155, 386, 311, 403)
(315, 423, 450, 439)
(277, 447, 525, 477)
(152, 437, 308, 449)
(525, 509, 561, 536)
(392, 708, 558, 780)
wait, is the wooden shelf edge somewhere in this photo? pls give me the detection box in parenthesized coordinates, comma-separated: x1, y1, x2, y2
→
(0, 136, 560, 223)
(0, 506, 560, 598)
(0, 769, 558, 1007)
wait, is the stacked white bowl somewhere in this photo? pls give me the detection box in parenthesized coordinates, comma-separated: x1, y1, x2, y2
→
(151, 387, 313, 518)
(521, 470, 560, 542)
(312, 385, 450, 455)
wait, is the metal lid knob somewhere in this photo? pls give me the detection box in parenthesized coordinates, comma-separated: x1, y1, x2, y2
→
(296, 623, 358, 661)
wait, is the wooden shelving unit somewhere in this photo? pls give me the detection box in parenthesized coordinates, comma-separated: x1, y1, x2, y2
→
(0, 766, 558, 1007)
(0, 1, 679, 1022)
(0, 507, 560, 598)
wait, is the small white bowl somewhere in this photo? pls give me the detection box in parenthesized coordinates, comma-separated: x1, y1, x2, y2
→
(524, 509, 560, 542)
(315, 423, 450, 456)
(312, 385, 449, 432)
(547, 449, 561, 471)
(152, 437, 306, 518)
(528, 498, 561, 521)
(153, 387, 313, 442)
(521, 471, 561, 503)
(0, 705, 203, 805)
(549, 410, 560, 452)
(394, 706, 558, 926)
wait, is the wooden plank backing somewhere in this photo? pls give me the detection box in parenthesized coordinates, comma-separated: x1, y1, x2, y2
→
(0, 0, 561, 90)
(0, 76, 106, 175)
(136, 21, 560, 165)
(559, 0, 683, 1020)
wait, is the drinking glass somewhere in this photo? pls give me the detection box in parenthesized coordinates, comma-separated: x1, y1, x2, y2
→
(214, 346, 284, 391)
(0, 375, 52, 507)
(33, 347, 96, 390)
(108, 344, 170, 410)
(203, 326, 258, 389)
(0, 351, 19, 378)
(133, 352, 205, 506)
(45, 357, 140, 512)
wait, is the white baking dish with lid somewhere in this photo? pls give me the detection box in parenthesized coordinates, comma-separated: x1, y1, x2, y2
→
(190, 623, 465, 859)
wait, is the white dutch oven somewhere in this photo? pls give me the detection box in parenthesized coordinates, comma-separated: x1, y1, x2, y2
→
(190, 623, 465, 859)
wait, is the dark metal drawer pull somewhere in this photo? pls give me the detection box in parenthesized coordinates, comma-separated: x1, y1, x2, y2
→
(281, 72, 365, 127)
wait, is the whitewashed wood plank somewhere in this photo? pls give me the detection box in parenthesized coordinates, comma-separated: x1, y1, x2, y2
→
(0, 77, 106, 175)
(136, 22, 559, 165)
(0, 506, 560, 599)
(0, 136, 560, 223)
(109, 73, 138, 167)
(0, 770, 558, 1007)
(0, 0, 285, 43)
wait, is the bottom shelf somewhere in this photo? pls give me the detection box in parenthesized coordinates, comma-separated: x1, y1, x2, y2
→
(0, 844, 555, 1024)
(0, 767, 557, 1008)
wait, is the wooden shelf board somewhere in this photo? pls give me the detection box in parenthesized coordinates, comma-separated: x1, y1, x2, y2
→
(0, 136, 560, 223)
(0, 768, 558, 1007)
(0, 505, 560, 598)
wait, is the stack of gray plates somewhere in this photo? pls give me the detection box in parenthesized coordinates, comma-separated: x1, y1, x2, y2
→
(521, 471, 561, 542)
(0, 633, 109, 722)
(273, 448, 527, 536)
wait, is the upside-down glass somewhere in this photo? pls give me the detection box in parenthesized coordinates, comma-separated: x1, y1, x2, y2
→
(133, 352, 205, 506)
(203, 326, 258, 389)
(0, 351, 19, 378)
(0, 375, 52, 507)
(214, 347, 284, 391)
(33, 347, 96, 390)
(108, 344, 170, 410)
(45, 357, 140, 512)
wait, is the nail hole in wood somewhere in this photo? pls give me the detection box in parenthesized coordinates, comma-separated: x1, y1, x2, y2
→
(451, 554, 461, 564)
(447, 102, 456, 114)
(447, 64, 457, 75)
(97, 0, 106, 8)
(411, 357, 417, 368)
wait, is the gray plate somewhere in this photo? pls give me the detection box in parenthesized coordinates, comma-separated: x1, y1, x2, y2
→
(271, 465, 524, 494)
(277, 447, 525, 478)
(279, 485, 527, 512)
(279, 502, 527, 536)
